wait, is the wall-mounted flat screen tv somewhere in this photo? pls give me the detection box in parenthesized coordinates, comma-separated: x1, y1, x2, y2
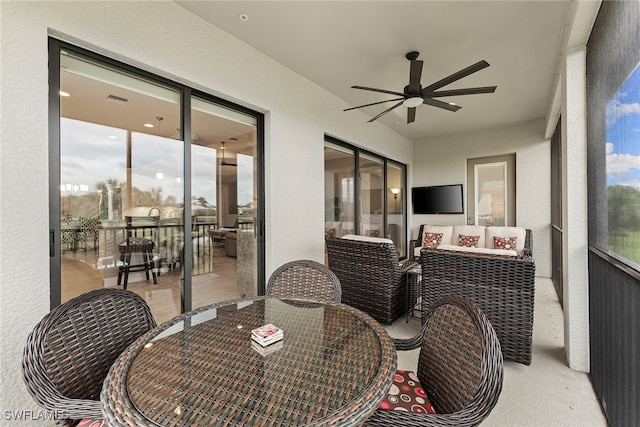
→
(412, 184, 464, 214)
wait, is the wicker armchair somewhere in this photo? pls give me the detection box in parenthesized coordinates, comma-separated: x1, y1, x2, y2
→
(266, 259, 342, 302)
(22, 289, 156, 426)
(421, 248, 536, 365)
(365, 296, 503, 427)
(325, 236, 415, 324)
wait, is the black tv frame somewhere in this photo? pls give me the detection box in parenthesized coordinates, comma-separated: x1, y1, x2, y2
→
(411, 184, 464, 214)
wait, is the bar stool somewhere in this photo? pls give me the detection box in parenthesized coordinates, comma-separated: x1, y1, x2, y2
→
(117, 237, 157, 289)
(117, 216, 159, 289)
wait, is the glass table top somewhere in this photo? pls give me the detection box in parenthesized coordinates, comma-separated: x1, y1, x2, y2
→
(102, 296, 396, 426)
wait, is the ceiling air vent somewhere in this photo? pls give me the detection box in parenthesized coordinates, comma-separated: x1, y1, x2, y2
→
(106, 94, 128, 103)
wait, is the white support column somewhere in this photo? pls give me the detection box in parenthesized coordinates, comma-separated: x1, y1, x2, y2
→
(562, 46, 590, 372)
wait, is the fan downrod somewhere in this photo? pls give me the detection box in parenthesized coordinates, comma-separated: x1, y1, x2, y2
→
(406, 51, 420, 61)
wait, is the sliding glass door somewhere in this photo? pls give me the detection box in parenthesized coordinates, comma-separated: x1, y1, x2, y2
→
(50, 40, 263, 322)
(190, 97, 259, 310)
(324, 137, 407, 258)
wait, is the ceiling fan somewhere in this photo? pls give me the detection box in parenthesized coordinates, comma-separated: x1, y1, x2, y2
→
(220, 141, 237, 166)
(344, 51, 497, 124)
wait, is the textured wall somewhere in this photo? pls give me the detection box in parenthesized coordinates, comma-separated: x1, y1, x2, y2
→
(412, 120, 552, 278)
(562, 47, 589, 372)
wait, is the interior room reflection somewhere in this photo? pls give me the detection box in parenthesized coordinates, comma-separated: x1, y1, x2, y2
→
(59, 51, 258, 322)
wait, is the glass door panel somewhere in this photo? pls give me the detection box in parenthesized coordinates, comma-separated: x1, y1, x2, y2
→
(467, 154, 516, 227)
(386, 162, 406, 258)
(59, 50, 183, 323)
(324, 143, 356, 239)
(190, 97, 258, 309)
(359, 154, 384, 237)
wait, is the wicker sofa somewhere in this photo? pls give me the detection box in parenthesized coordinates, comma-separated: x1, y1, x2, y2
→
(326, 235, 415, 325)
(417, 229, 536, 365)
(409, 224, 533, 260)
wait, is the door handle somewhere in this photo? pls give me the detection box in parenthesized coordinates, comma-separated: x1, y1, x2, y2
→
(50, 229, 55, 257)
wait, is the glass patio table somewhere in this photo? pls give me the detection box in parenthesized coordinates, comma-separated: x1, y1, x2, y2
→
(101, 296, 396, 426)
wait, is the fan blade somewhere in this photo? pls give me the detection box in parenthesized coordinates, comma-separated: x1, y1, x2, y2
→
(343, 98, 404, 111)
(367, 101, 404, 122)
(422, 60, 491, 92)
(421, 97, 462, 112)
(352, 85, 406, 97)
(427, 86, 497, 97)
(407, 107, 416, 124)
(408, 60, 423, 94)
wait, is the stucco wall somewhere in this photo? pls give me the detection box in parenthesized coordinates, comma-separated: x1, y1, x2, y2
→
(412, 120, 552, 278)
(0, 1, 415, 423)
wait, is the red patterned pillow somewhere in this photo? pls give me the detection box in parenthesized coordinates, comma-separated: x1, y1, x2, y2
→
(379, 369, 436, 413)
(493, 236, 517, 250)
(458, 234, 480, 247)
(366, 229, 380, 237)
(422, 232, 443, 249)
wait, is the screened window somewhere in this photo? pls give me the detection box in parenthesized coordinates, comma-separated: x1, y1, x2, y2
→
(604, 63, 640, 265)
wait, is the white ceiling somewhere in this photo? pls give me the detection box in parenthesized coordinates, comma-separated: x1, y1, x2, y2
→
(175, 0, 578, 141)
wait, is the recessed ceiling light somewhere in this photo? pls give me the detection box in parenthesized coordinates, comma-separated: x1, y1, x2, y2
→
(144, 123, 154, 128)
(59, 91, 70, 97)
(239, 14, 248, 22)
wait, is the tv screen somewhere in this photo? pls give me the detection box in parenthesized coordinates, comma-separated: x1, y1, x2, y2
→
(412, 184, 464, 214)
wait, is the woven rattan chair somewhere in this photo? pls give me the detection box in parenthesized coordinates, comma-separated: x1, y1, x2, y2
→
(325, 236, 415, 324)
(266, 259, 342, 302)
(22, 289, 156, 426)
(366, 296, 503, 427)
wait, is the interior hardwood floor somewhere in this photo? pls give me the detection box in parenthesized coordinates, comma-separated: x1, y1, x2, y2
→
(61, 243, 241, 324)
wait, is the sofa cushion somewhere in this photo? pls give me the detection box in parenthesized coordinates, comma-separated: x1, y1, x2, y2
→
(437, 243, 518, 257)
(421, 225, 454, 245)
(486, 226, 526, 256)
(452, 225, 486, 247)
(379, 369, 436, 414)
(422, 232, 443, 249)
(342, 234, 394, 245)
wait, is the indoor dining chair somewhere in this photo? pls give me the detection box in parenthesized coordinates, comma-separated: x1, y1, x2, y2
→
(266, 259, 342, 302)
(22, 288, 156, 426)
(365, 295, 503, 427)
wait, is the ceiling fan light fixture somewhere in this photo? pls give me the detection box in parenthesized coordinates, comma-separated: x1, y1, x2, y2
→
(403, 97, 423, 108)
